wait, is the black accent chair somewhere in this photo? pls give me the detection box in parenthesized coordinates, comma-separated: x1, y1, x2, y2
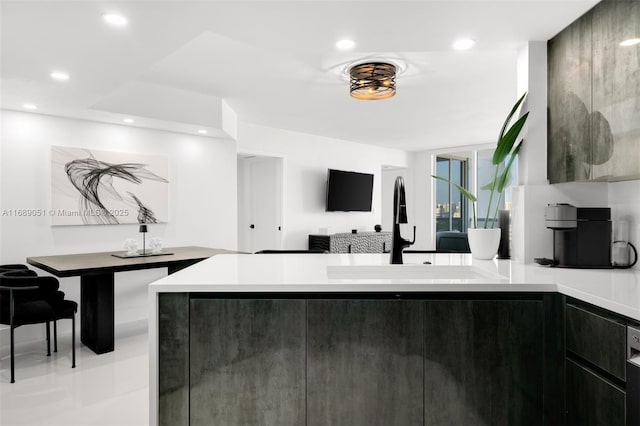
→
(0, 264, 29, 273)
(255, 249, 328, 254)
(0, 266, 77, 383)
(435, 231, 471, 253)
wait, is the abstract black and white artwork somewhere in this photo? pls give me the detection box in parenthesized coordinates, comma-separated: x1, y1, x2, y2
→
(51, 146, 169, 226)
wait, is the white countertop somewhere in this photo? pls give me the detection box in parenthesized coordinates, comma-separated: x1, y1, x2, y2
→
(148, 253, 640, 321)
(148, 252, 640, 424)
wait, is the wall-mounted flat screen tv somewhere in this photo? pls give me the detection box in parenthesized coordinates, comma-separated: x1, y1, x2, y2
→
(326, 169, 374, 212)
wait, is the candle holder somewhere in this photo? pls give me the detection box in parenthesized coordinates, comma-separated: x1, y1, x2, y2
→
(112, 224, 173, 258)
(139, 224, 148, 255)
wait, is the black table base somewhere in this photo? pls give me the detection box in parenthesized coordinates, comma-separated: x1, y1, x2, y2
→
(81, 273, 114, 354)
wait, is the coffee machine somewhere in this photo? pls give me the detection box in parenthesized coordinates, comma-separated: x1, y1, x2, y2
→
(542, 204, 612, 268)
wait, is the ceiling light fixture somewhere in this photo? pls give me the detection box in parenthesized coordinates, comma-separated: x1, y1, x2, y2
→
(453, 39, 476, 50)
(23, 103, 38, 110)
(197, 129, 207, 134)
(349, 62, 396, 100)
(620, 38, 640, 47)
(123, 118, 134, 124)
(103, 13, 127, 26)
(336, 39, 356, 50)
(50, 71, 70, 81)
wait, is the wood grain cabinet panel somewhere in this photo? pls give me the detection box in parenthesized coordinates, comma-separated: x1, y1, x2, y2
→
(565, 359, 626, 425)
(566, 303, 627, 381)
(548, 0, 640, 183)
(307, 300, 424, 426)
(424, 300, 544, 426)
(548, 9, 593, 183)
(189, 299, 306, 426)
(158, 293, 189, 426)
(591, 0, 640, 181)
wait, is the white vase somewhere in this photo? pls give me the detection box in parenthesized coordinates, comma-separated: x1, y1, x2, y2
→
(467, 228, 501, 260)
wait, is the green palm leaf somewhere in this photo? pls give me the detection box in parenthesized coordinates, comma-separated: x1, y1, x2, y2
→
(495, 140, 523, 192)
(498, 92, 527, 141)
(492, 112, 529, 165)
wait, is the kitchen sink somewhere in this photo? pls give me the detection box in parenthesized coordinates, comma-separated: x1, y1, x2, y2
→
(326, 264, 505, 281)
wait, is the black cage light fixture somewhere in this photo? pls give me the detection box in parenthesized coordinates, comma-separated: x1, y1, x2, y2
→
(349, 62, 397, 100)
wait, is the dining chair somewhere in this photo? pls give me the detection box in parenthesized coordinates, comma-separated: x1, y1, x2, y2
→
(0, 268, 77, 383)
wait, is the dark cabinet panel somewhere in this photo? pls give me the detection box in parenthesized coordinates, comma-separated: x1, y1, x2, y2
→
(548, 0, 640, 183)
(424, 300, 544, 425)
(189, 299, 306, 426)
(591, 0, 640, 181)
(548, 9, 593, 183)
(307, 300, 424, 426)
(566, 303, 627, 381)
(158, 293, 189, 426)
(566, 358, 626, 425)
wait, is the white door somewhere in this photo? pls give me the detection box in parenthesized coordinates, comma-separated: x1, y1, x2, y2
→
(238, 156, 282, 253)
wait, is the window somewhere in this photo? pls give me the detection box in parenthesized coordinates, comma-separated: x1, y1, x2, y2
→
(476, 148, 515, 229)
(435, 156, 468, 232)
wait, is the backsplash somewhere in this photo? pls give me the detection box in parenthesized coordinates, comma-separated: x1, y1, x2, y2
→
(609, 180, 640, 248)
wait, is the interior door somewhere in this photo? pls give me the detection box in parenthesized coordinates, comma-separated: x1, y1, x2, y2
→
(249, 157, 282, 252)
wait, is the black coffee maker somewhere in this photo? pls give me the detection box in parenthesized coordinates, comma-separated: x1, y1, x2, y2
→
(543, 204, 612, 268)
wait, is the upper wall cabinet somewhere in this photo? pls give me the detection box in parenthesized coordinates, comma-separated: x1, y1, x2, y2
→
(548, 9, 593, 183)
(548, 0, 640, 183)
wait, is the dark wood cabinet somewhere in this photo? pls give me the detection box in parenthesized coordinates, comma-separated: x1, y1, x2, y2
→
(566, 359, 626, 426)
(548, 7, 593, 183)
(548, 0, 640, 183)
(306, 300, 424, 426)
(590, 0, 640, 181)
(189, 299, 306, 426)
(158, 293, 190, 426)
(424, 299, 544, 426)
(563, 298, 640, 425)
(159, 294, 610, 425)
(566, 303, 627, 381)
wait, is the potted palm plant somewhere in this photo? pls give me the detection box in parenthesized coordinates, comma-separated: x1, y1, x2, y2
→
(432, 92, 529, 259)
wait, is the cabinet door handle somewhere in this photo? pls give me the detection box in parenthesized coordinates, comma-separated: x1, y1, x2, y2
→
(249, 224, 255, 229)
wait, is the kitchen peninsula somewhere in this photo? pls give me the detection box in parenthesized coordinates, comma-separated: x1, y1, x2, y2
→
(149, 253, 640, 426)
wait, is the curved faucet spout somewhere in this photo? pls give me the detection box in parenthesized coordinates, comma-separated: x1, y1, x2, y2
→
(390, 176, 415, 264)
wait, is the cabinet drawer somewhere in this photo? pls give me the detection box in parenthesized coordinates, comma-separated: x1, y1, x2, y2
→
(566, 359, 625, 426)
(566, 303, 626, 381)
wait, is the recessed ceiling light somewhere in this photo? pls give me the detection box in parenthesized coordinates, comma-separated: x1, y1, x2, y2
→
(197, 129, 208, 134)
(50, 71, 70, 81)
(620, 38, 640, 47)
(453, 39, 476, 50)
(123, 118, 134, 124)
(103, 13, 127, 26)
(23, 103, 38, 110)
(336, 39, 356, 50)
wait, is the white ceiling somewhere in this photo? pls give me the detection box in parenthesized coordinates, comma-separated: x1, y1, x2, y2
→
(1, 0, 599, 151)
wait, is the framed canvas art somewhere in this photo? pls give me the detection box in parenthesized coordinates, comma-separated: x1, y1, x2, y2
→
(51, 146, 169, 226)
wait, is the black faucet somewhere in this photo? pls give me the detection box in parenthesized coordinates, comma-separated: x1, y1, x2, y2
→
(390, 176, 416, 264)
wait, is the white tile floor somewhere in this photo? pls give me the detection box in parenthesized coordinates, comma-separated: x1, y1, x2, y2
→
(0, 321, 148, 426)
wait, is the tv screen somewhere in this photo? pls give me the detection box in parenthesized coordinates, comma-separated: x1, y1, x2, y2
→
(326, 169, 374, 212)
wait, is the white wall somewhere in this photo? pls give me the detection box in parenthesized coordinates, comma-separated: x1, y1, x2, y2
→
(609, 180, 640, 250)
(0, 110, 237, 344)
(517, 41, 548, 186)
(237, 122, 410, 249)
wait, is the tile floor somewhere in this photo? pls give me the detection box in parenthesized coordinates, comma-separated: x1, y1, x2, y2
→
(0, 321, 148, 426)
